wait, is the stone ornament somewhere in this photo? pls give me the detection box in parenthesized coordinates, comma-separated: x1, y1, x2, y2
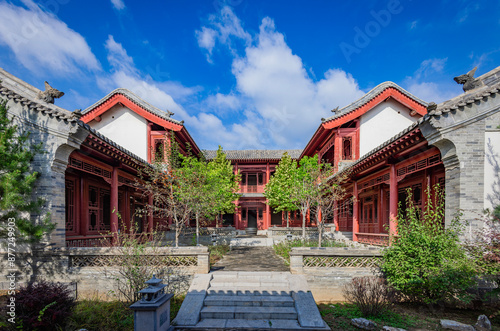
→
(454, 67, 483, 92)
(37, 81, 64, 104)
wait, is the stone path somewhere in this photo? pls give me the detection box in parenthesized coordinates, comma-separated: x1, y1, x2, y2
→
(212, 246, 289, 272)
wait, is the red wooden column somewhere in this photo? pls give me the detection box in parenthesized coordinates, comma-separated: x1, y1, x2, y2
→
(110, 167, 119, 245)
(352, 181, 359, 241)
(80, 177, 87, 236)
(389, 164, 398, 239)
(333, 200, 339, 231)
(265, 162, 271, 229)
(234, 205, 239, 229)
(124, 188, 131, 232)
(148, 194, 154, 233)
(378, 186, 384, 233)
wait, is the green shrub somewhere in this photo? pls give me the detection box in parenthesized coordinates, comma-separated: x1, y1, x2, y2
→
(381, 186, 477, 304)
(208, 244, 230, 265)
(66, 299, 133, 331)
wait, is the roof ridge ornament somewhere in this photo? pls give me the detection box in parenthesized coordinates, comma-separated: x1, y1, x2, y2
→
(453, 67, 483, 92)
(37, 81, 64, 104)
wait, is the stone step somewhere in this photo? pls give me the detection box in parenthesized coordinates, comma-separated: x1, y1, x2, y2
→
(211, 271, 290, 280)
(200, 306, 298, 320)
(190, 318, 306, 330)
(204, 294, 294, 307)
(207, 286, 291, 296)
(209, 279, 288, 287)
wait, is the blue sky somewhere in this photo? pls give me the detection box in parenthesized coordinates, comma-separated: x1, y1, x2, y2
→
(0, 0, 499, 150)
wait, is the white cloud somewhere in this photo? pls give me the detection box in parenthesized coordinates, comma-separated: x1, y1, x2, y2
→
(110, 0, 125, 10)
(196, 5, 251, 61)
(206, 93, 241, 113)
(403, 58, 458, 103)
(230, 16, 364, 148)
(406, 82, 457, 104)
(0, 0, 100, 76)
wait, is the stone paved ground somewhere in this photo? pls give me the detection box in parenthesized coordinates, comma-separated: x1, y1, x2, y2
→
(212, 246, 289, 272)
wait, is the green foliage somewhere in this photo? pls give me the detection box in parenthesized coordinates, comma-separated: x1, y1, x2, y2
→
(206, 146, 241, 218)
(273, 239, 346, 264)
(66, 299, 134, 331)
(319, 303, 418, 330)
(382, 186, 477, 304)
(208, 244, 230, 266)
(264, 152, 299, 226)
(0, 99, 54, 243)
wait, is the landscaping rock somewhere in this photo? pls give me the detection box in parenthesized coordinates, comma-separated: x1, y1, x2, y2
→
(474, 315, 492, 331)
(351, 318, 377, 330)
(440, 319, 475, 331)
(382, 327, 407, 331)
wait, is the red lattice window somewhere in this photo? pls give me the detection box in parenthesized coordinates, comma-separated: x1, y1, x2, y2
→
(88, 185, 111, 232)
(65, 178, 77, 234)
(342, 137, 352, 160)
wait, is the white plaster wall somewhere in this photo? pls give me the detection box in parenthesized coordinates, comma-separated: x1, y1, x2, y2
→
(484, 131, 500, 211)
(89, 105, 148, 160)
(359, 99, 417, 157)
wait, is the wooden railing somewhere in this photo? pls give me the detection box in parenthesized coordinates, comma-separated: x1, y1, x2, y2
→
(355, 233, 389, 246)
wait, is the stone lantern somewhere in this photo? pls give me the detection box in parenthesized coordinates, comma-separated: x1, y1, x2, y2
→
(130, 275, 174, 331)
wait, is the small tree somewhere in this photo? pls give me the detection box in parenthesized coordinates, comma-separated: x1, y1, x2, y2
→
(0, 99, 54, 244)
(311, 164, 349, 247)
(294, 155, 321, 239)
(264, 152, 299, 228)
(382, 186, 477, 304)
(206, 146, 240, 227)
(139, 134, 191, 247)
(178, 153, 210, 245)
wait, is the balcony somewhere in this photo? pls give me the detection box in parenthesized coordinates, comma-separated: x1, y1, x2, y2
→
(239, 184, 266, 194)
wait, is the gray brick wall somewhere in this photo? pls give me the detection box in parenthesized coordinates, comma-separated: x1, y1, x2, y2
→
(5, 95, 88, 248)
(421, 88, 500, 236)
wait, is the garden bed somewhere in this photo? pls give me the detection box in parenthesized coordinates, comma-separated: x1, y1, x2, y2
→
(318, 302, 499, 330)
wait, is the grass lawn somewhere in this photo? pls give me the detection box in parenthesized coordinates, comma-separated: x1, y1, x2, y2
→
(318, 302, 500, 330)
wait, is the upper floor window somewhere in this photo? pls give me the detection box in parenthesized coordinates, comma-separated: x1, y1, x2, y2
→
(342, 137, 352, 160)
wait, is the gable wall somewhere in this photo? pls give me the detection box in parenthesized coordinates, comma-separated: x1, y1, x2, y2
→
(359, 99, 417, 157)
(90, 104, 148, 160)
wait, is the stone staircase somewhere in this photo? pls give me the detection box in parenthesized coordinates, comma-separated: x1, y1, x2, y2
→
(173, 271, 330, 330)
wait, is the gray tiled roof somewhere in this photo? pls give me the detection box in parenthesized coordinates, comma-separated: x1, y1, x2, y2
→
(322, 81, 428, 123)
(428, 81, 500, 116)
(203, 149, 303, 160)
(82, 88, 183, 125)
(338, 67, 500, 176)
(0, 68, 80, 122)
(0, 68, 150, 167)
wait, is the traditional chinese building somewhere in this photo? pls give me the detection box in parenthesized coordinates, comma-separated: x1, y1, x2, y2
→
(1, 64, 499, 248)
(204, 150, 302, 233)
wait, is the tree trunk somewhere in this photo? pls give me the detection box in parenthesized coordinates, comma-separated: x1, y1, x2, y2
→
(175, 224, 179, 247)
(317, 208, 323, 247)
(302, 206, 307, 239)
(196, 212, 200, 246)
(286, 211, 289, 228)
